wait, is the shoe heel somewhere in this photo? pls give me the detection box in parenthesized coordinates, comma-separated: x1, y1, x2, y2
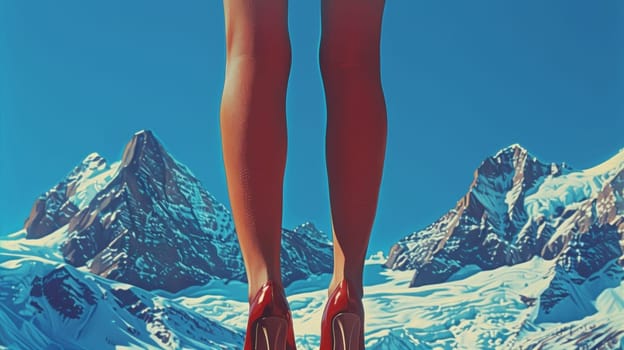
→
(332, 312, 361, 350)
(253, 316, 288, 350)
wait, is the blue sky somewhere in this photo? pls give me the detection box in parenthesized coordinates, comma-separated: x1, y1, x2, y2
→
(1, 1, 622, 256)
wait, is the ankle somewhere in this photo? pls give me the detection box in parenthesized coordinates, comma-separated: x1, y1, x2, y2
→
(246, 267, 283, 303)
(248, 279, 284, 304)
(328, 275, 363, 300)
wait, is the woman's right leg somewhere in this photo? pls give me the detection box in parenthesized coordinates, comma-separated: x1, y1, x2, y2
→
(220, 0, 291, 302)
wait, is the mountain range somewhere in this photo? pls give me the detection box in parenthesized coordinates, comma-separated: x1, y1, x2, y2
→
(22, 130, 333, 293)
(384, 143, 624, 324)
(1, 130, 623, 349)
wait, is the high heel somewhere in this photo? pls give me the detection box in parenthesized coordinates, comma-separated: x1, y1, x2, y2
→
(320, 279, 365, 350)
(244, 280, 297, 350)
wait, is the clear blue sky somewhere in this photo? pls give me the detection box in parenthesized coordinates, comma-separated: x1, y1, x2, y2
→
(1, 1, 622, 256)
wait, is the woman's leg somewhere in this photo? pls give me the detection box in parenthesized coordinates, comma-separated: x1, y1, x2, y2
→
(220, 0, 291, 302)
(319, 0, 387, 300)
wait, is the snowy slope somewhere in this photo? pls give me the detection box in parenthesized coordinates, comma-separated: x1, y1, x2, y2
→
(0, 260, 242, 349)
(177, 253, 624, 350)
(2, 242, 624, 349)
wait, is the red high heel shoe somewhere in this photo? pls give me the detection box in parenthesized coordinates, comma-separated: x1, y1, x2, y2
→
(244, 280, 297, 350)
(320, 279, 365, 350)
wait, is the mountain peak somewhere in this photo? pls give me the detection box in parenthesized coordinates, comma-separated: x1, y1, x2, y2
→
(134, 129, 152, 136)
(24, 152, 115, 238)
(83, 152, 105, 163)
(69, 153, 107, 178)
(291, 221, 330, 243)
(493, 143, 529, 159)
(121, 130, 164, 168)
(474, 143, 542, 180)
(132, 130, 158, 142)
(130, 129, 158, 145)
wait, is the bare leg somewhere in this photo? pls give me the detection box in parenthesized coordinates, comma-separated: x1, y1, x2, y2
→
(220, 0, 291, 302)
(320, 0, 387, 300)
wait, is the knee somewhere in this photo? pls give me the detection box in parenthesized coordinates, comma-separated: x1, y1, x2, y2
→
(226, 25, 292, 78)
(318, 36, 381, 81)
(228, 42, 292, 79)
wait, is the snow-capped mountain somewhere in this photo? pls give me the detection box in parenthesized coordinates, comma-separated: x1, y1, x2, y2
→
(19, 130, 332, 292)
(384, 144, 624, 324)
(23, 152, 119, 239)
(2, 137, 624, 349)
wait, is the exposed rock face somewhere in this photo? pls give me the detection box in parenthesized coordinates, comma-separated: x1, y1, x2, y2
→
(24, 153, 114, 239)
(23, 130, 333, 293)
(59, 130, 242, 292)
(384, 144, 624, 316)
(384, 145, 569, 281)
(537, 167, 624, 321)
(281, 222, 333, 285)
(29, 266, 97, 320)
